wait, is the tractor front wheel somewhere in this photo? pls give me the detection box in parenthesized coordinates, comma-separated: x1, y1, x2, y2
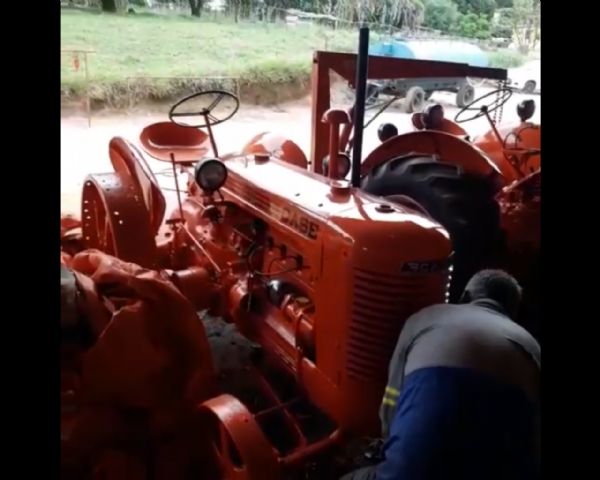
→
(361, 156, 502, 301)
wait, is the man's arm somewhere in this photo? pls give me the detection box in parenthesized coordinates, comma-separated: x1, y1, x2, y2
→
(378, 310, 425, 437)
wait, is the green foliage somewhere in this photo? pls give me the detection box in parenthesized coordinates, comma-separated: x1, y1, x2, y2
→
(488, 49, 525, 68)
(453, 12, 492, 39)
(511, 0, 540, 53)
(422, 0, 460, 32)
(333, 0, 425, 29)
(60, 8, 358, 103)
(101, 0, 129, 12)
(452, 0, 496, 18)
(492, 7, 512, 38)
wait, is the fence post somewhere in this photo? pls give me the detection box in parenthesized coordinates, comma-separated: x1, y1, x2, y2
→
(61, 49, 94, 128)
(83, 51, 91, 127)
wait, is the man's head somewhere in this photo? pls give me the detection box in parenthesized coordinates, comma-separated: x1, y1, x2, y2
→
(460, 269, 523, 319)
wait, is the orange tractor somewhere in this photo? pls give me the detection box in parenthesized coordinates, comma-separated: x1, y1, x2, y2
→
(358, 80, 540, 332)
(61, 28, 540, 479)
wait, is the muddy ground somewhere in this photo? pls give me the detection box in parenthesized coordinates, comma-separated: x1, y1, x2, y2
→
(61, 88, 541, 215)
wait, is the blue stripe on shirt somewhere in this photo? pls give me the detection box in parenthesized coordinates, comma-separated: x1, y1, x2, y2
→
(376, 366, 538, 480)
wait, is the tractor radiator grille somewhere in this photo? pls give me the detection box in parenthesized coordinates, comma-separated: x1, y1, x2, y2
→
(346, 268, 442, 382)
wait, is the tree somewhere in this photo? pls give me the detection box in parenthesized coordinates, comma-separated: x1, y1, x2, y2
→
(453, 12, 491, 39)
(453, 0, 496, 18)
(101, 0, 129, 12)
(494, 0, 513, 7)
(511, 0, 540, 53)
(422, 0, 460, 32)
(225, 0, 252, 22)
(189, 0, 203, 16)
(491, 7, 512, 38)
(333, 0, 425, 29)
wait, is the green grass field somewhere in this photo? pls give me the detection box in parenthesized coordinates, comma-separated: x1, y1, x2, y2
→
(61, 9, 361, 105)
(61, 9, 525, 107)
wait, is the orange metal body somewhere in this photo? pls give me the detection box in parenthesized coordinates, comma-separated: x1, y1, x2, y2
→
(306, 51, 539, 279)
(62, 51, 542, 479)
(362, 130, 501, 179)
(473, 121, 541, 183)
(65, 137, 452, 476)
(309, 51, 506, 174)
(411, 112, 468, 137)
(176, 153, 451, 434)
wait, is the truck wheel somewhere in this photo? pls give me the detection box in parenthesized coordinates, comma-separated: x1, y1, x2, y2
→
(456, 84, 475, 108)
(403, 86, 426, 113)
(523, 80, 536, 93)
(361, 156, 502, 302)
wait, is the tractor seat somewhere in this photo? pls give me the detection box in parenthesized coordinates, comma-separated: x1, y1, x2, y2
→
(140, 122, 211, 164)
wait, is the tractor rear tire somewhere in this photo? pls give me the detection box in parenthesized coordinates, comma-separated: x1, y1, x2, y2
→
(403, 86, 426, 113)
(361, 156, 502, 302)
(456, 84, 475, 108)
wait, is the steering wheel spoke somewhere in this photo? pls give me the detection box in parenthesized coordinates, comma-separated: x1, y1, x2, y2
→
(454, 88, 513, 124)
(207, 93, 226, 111)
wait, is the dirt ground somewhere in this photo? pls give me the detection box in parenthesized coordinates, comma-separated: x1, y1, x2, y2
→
(61, 88, 540, 215)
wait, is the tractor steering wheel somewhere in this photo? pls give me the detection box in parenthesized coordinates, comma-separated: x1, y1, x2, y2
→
(169, 90, 240, 128)
(454, 88, 513, 124)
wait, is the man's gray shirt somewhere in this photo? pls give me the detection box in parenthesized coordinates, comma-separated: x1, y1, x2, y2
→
(379, 299, 541, 436)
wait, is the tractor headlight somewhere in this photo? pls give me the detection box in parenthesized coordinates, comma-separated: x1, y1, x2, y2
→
(194, 158, 228, 192)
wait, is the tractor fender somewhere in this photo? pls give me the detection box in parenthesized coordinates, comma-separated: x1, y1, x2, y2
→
(242, 132, 308, 169)
(361, 130, 502, 180)
(108, 136, 166, 235)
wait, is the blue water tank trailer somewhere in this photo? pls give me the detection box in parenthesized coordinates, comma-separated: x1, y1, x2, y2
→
(366, 39, 489, 112)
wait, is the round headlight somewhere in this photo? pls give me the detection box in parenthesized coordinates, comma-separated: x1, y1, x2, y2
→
(194, 158, 228, 192)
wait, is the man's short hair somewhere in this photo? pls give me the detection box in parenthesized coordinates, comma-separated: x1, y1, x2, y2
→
(462, 269, 523, 318)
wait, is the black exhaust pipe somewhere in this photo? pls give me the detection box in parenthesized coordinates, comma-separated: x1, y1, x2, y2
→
(351, 26, 370, 188)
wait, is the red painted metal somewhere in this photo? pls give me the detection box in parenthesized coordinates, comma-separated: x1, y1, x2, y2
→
(310, 51, 506, 173)
(81, 173, 157, 267)
(109, 136, 166, 234)
(61, 251, 218, 477)
(322, 108, 351, 179)
(411, 112, 468, 137)
(140, 121, 210, 163)
(200, 395, 281, 480)
(362, 130, 502, 179)
(242, 132, 308, 169)
(474, 122, 541, 183)
(62, 48, 542, 480)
